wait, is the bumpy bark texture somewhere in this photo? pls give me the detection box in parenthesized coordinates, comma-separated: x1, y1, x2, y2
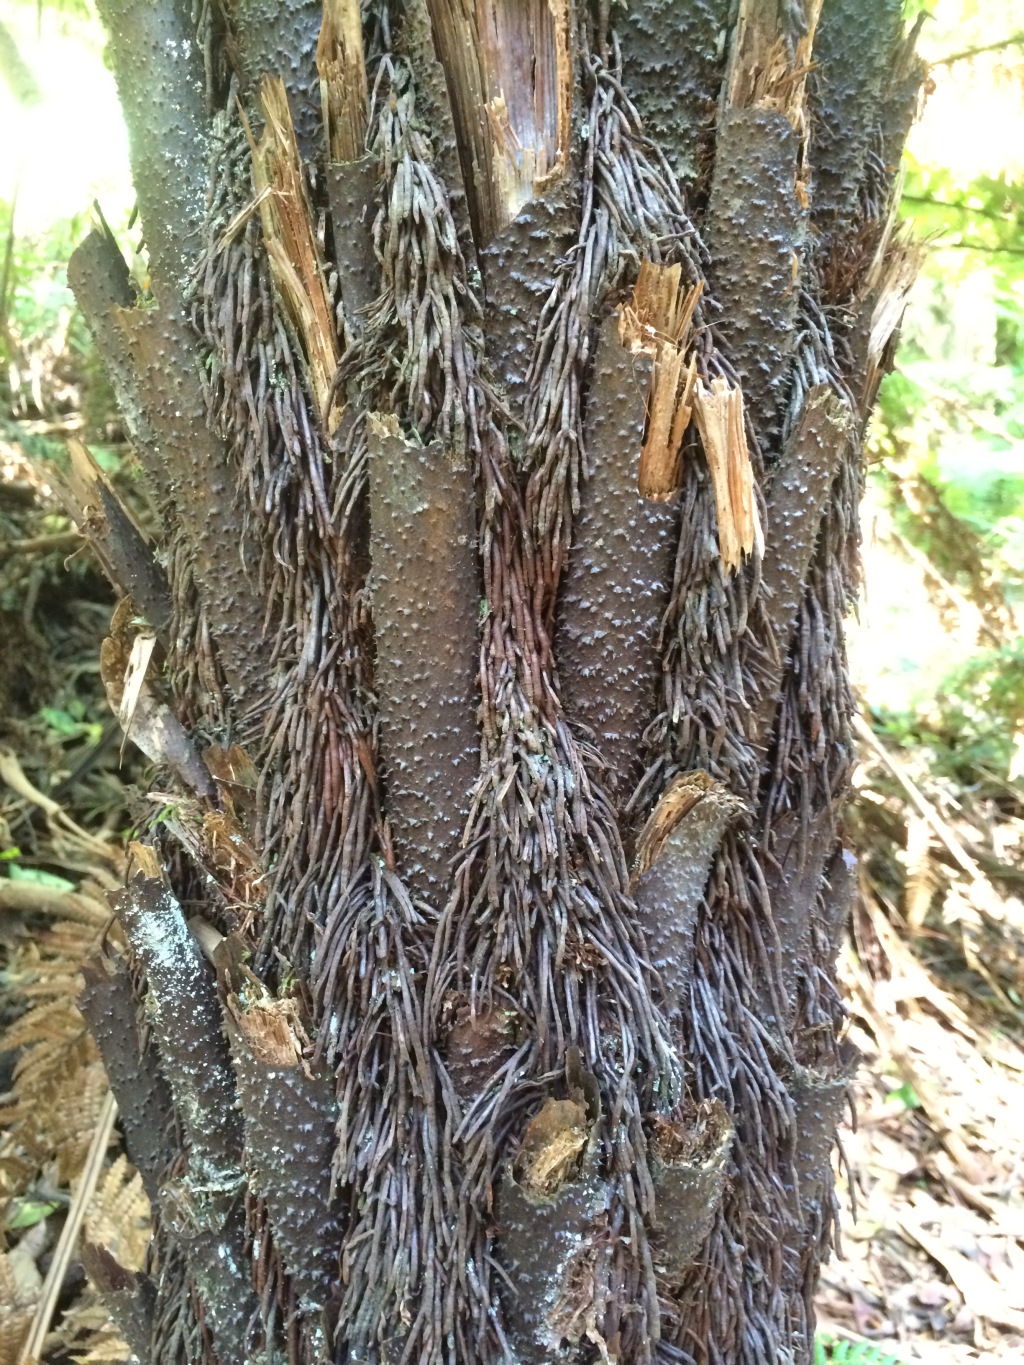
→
(71, 0, 922, 1362)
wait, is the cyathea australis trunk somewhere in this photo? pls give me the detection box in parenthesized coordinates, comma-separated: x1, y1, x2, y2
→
(65, 0, 924, 1361)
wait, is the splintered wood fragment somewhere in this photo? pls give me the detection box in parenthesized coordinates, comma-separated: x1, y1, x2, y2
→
(650, 1099, 733, 1279)
(619, 262, 703, 500)
(367, 413, 479, 902)
(423, 0, 572, 241)
(317, 0, 368, 162)
(248, 76, 341, 429)
(726, 0, 825, 124)
(856, 223, 923, 413)
(691, 376, 762, 573)
(633, 773, 744, 1018)
(513, 1098, 589, 1199)
(555, 317, 677, 801)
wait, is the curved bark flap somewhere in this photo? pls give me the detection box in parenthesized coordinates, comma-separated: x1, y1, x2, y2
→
(110, 873, 259, 1360)
(497, 1092, 608, 1362)
(367, 414, 480, 901)
(650, 1099, 733, 1280)
(79, 952, 176, 1204)
(787, 1067, 849, 1222)
(57, 438, 172, 637)
(633, 772, 745, 1019)
(112, 297, 267, 704)
(782, 1063, 852, 1289)
(67, 229, 169, 507)
(761, 807, 838, 1023)
(555, 316, 676, 801)
(80, 1242, 157, 1365)
(111, 875, 243, 1185)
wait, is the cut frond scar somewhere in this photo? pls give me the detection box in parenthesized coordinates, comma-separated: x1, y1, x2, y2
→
(727, 0, 824, 124)
(619, 261, 703, 500)
(246, 77, 341, 430)
(691, 377, 763, 573)
(317, 0, 368, 163)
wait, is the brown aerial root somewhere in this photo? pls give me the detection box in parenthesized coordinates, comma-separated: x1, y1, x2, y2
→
(691, 376, 764, 573)
(246, 76, 341, 429)
(317, 0, 368, 162)
(619, 260, 702, 501)
(727, 0, 825, 126)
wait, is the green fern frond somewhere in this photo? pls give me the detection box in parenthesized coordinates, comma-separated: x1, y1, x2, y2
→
(815, 1334, 908, 1365)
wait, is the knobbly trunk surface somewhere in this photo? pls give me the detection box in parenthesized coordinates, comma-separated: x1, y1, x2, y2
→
(66, 1, 924, 1362)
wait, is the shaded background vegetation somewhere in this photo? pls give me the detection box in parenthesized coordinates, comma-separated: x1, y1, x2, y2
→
(0, 1, 1022, 1362)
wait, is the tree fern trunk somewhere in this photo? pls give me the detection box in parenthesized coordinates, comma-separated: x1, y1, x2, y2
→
(68, 1, 924, 1362)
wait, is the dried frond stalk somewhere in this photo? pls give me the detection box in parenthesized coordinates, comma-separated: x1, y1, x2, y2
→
(620, 262, 703, 500)
(55, 439, 171, 635)
(0, 1249, 37, 1364)
(248, 76, 341, 428)
(692, 376, 763, 572)
(727, 0, 824, 125)
(317, 0, 368, 162)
